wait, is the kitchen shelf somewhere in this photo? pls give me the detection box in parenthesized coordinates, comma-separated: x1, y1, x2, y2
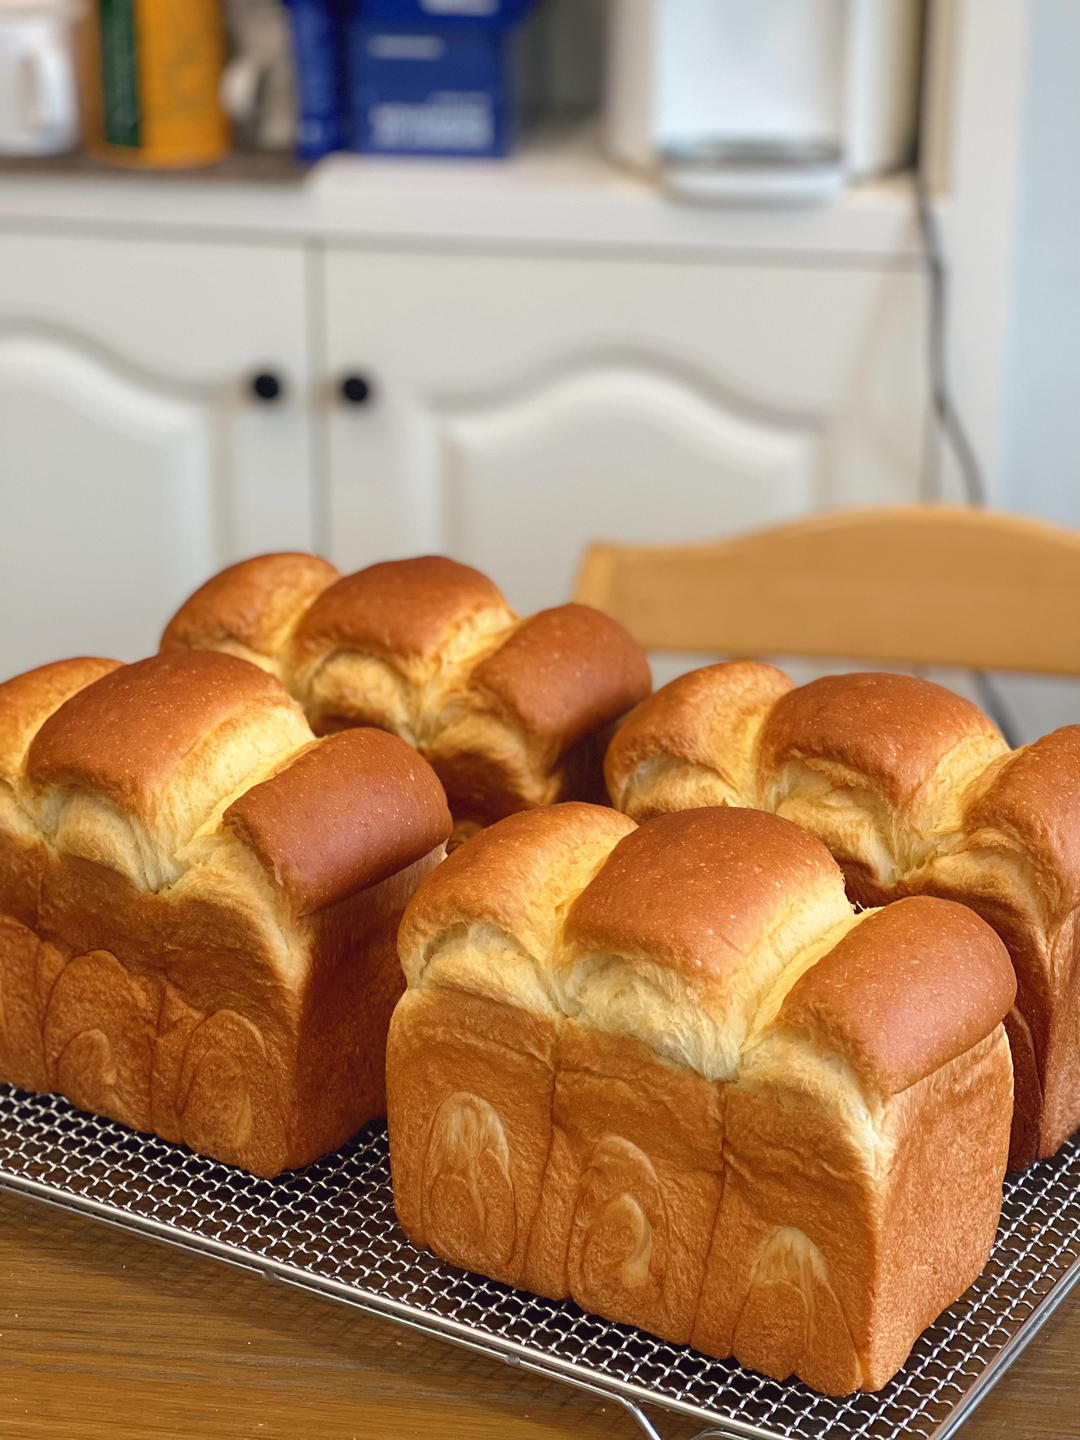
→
(0, 123, 922, 262)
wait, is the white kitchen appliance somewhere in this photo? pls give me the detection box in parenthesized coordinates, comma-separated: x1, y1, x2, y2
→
(605, 0, 923, 203)
(0, 0, 84, 157)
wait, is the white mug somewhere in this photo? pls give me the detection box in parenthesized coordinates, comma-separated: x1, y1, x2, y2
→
(0, 0, 84, 157)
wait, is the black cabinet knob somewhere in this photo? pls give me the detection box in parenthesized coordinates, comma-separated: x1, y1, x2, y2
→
(340, 374, 373, 405)
(251, 371, 283, 402)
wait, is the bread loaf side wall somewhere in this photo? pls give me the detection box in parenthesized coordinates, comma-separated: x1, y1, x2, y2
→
(0, 846, 448, 1176)
(387, 806, 1015, 1395)
(388, 960, 1013, 1394)
(0, 654, 452, 1176)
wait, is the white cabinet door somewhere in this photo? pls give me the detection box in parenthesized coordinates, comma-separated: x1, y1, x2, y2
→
(323, 249, 926, 613)
(0, 233, 313, 674)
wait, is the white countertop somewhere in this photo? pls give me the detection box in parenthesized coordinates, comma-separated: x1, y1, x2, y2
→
(0, 124, 923, 262)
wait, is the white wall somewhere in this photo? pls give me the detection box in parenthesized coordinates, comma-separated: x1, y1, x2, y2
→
(932, 0, 1080, 739)
(989, 0, 1080, 739)
(1000, 0, 1080, 526)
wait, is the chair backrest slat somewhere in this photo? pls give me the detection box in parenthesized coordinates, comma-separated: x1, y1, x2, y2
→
(574, 506, 1080, 675)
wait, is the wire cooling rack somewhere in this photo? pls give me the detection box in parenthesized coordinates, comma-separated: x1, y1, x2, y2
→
(1, 1084, 1079, 1440)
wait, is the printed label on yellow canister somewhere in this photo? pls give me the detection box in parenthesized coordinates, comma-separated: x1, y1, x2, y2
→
(91, 0, 228, 167)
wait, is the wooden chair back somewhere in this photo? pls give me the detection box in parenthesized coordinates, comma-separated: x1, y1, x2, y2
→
(573, 506, 1080, 675)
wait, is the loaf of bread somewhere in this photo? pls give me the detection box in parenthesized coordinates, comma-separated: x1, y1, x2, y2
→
(604, 661, 1080, 1169)
(0, 650, 451, 1176)
(386, 802, 1015, 1394)
(161, 553, 652, 837)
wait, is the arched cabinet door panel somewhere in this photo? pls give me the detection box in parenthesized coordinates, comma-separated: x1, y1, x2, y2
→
(0, 334, 216, 672)
(0, 233, 313, 674)
(438, 363, 818, 616)
(324, 249, 926, 612)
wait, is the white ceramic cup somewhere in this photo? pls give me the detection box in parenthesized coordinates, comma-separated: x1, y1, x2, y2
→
(0, 1, 84, 156)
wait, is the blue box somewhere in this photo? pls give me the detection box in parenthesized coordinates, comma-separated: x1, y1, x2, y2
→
(284, 0, 349, 160)
(347, 0, 536, 158)
(360, 0, 535, 23)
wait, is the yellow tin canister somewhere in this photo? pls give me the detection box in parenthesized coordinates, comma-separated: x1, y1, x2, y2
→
(88, 0, 228, 168)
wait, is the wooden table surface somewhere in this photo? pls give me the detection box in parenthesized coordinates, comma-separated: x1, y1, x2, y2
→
(0, 1186, 1076, 1440)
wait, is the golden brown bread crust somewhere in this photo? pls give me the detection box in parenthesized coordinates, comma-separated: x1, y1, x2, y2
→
(606, 659, 1078, 1167)
(781, 896, 1016, 1095)
(563, 808, 845, 987)
(28, 651, 302, 819)
(0, 660, 125, 934)
(290, 555, 512, 669)
(0, 650, 451, 1175)
(387, 803, 1014, 1394)
(423, 606, 651, 831)
(160, 552, 340, 675)
(160, 554, 651, 833)
(757, 671, 1004, 809)
(963, 725, 1080, 917)
(398, 802, 635, 988)
(224, 726, 452, 918)
(467, 604, 653, 765)
(0, 658, 121, 783)
(604, 660, 792, 812)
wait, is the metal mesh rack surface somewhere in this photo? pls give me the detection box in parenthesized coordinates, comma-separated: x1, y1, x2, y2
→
(1, 1082, 1078, 1440)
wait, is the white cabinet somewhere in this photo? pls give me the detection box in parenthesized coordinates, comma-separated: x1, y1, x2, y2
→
(322, 249, 927, 613)
(0, 233, 313, 674)
(0, 193, 930, 669)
